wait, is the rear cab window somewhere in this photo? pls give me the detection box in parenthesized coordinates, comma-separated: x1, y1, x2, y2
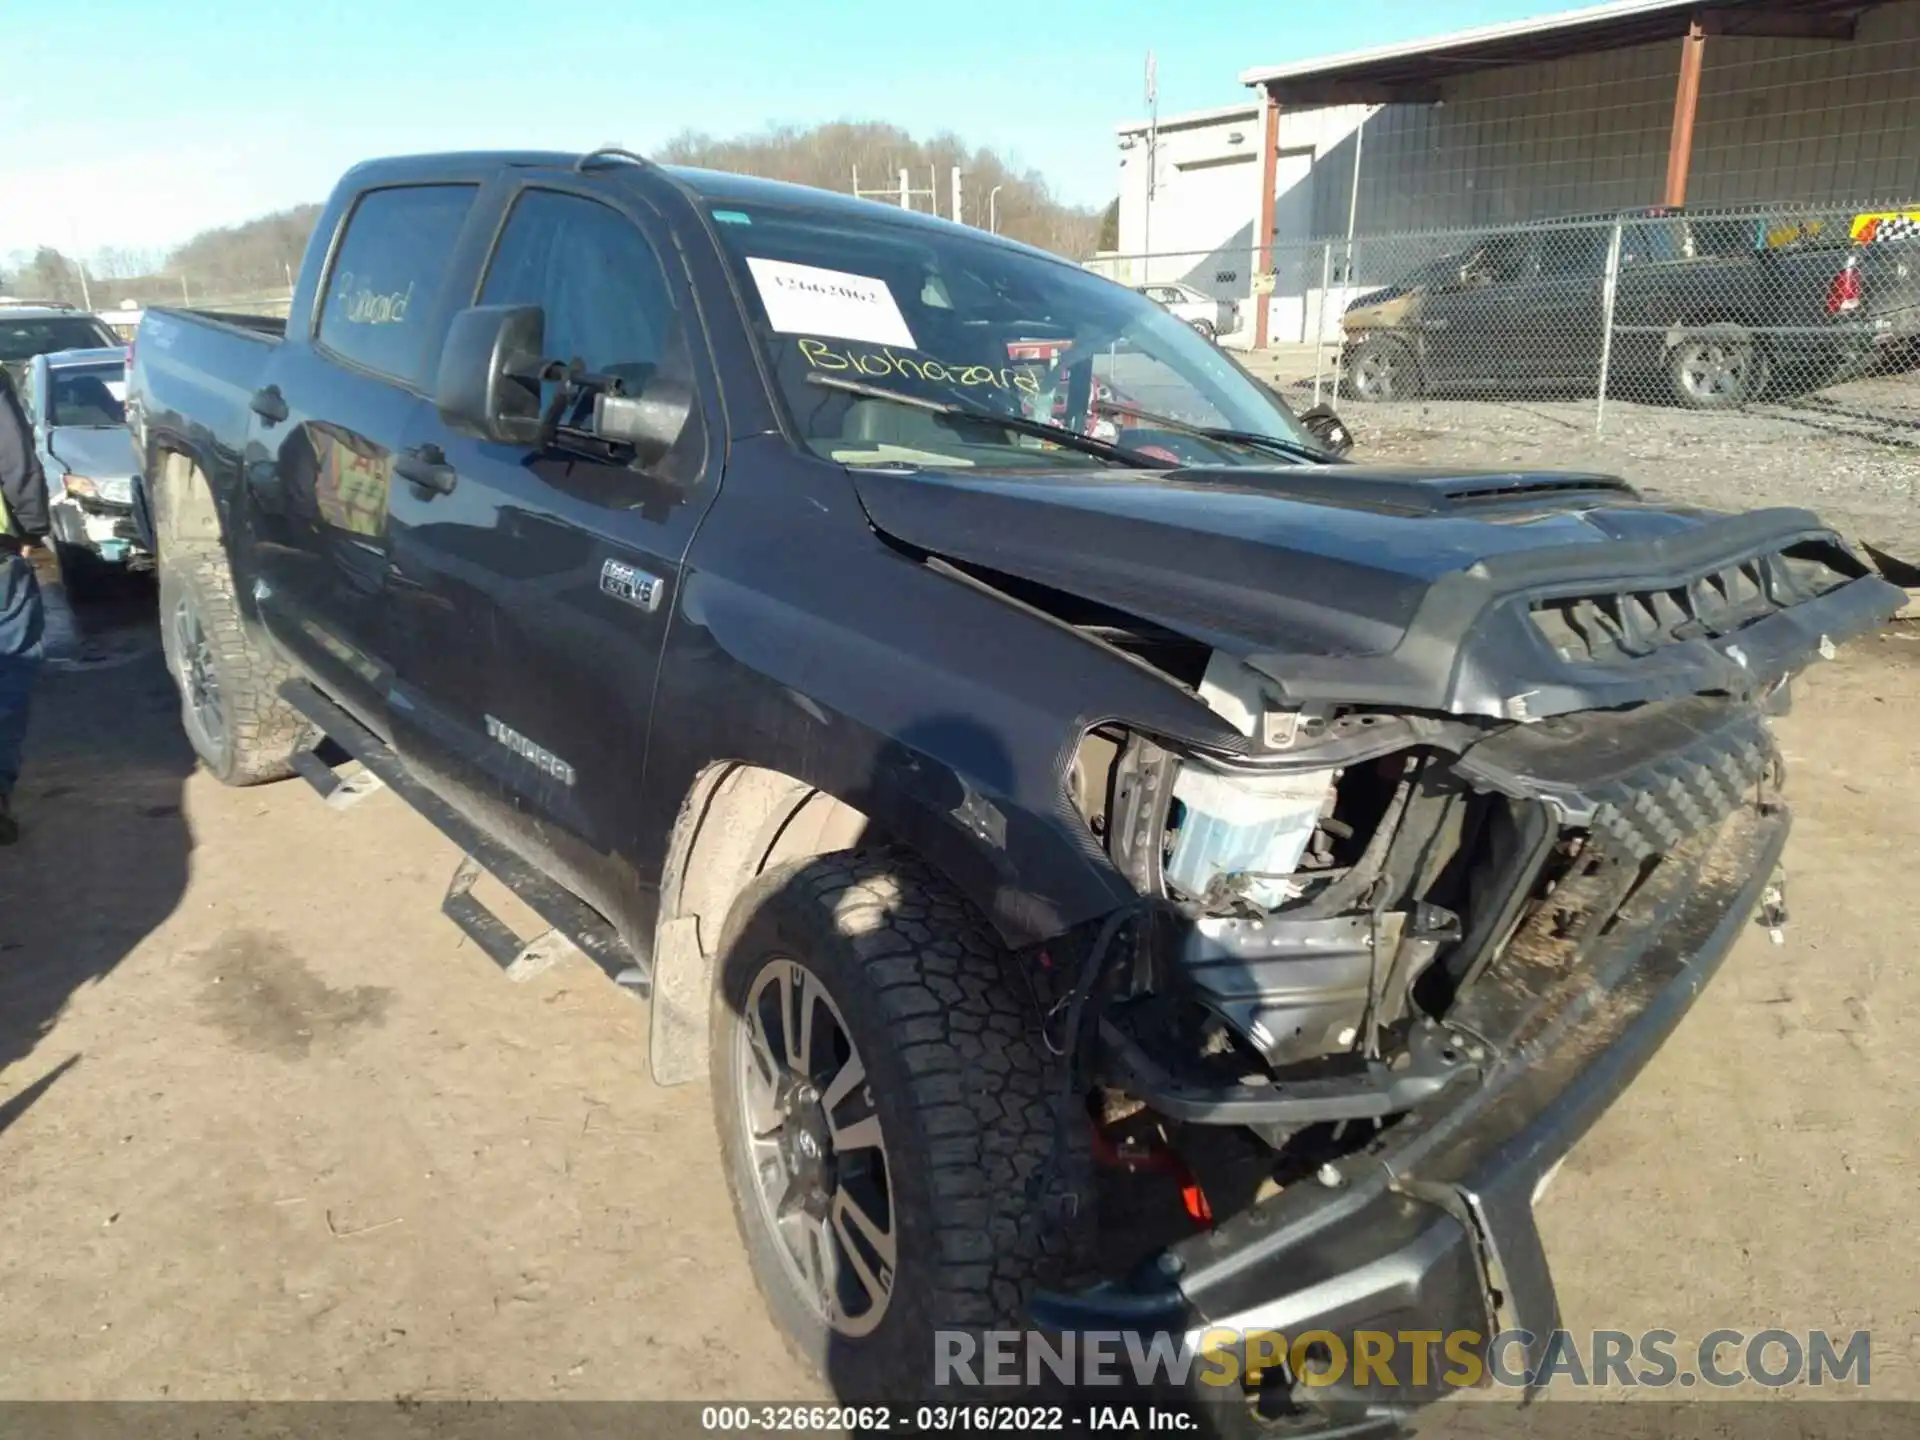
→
(1539, 227, 1611, 279)
(1623, 217, 1690, 266)
(315, 184, 478, 385)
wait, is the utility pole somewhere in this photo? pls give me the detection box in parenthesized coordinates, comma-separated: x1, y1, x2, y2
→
(951, 166, 964, 224)
(899, 169, 910, 210)
(64, 219, 94, 310)
(989, 185, 1004, 235)
(1143, 50, 1159, 284)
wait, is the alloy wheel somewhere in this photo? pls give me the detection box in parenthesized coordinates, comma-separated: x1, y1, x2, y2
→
(171, 596, 225, 753)
(1677, 340, 1753, 402)
(735, 956, 896, 1338)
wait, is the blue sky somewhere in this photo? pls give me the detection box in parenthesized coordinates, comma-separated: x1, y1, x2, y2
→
(5, 0, 1567, 262)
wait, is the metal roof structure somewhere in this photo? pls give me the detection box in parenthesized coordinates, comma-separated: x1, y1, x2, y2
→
(1114, 101, 1259, 138)
(1239, 0, 1875, 102)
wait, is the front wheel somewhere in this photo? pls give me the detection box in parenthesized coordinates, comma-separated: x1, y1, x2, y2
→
(1669, 332, 1770, 409)
(1345, 335, 1419, 402)
(710, 849, 1092, 1403)
(1189, 318, 1217, 343)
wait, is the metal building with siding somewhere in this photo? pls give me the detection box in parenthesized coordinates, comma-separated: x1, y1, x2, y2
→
(1111, 0, 1920, 348)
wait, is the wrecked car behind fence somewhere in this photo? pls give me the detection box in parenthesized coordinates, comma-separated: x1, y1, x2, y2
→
(121, 150, 1906, 1433)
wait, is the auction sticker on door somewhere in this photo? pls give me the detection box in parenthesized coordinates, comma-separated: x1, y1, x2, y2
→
(746, 258, 917, 347)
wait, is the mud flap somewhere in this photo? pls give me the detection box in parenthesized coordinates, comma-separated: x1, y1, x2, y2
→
(648, 915, 708, 1086)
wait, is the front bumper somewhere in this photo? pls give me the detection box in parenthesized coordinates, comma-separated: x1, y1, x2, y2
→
(50, 495, 149, 564)
(1033, 800, 1788, 1422)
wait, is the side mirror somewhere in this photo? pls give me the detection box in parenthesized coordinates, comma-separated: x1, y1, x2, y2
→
(591, 379, 695, 468)
(435, 304, 545, 445)
(1297, 403, 1353, 458)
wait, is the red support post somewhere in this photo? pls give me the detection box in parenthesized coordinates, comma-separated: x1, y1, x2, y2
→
(1664, 20, 1706, 207)
(1254, 92, 1282, 352)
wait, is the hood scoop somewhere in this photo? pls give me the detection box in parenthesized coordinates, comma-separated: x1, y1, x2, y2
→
(1164, 466, 1640, 516)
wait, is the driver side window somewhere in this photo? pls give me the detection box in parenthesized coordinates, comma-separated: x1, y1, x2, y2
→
(480, 189, 677, 397)
(1478, 234, 1538, 284)
(478, 188, 703, 479)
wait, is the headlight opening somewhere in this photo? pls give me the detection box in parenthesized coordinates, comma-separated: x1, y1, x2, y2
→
(1163, 763, 1340, 911)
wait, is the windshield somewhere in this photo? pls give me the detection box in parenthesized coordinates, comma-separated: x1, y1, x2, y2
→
(0, 316, 117, 365)
(704, 201, 1317, 471)
(48, 361, 127, 427)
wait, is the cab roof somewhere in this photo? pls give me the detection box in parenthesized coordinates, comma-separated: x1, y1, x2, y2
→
(335, 150, 1056, 261)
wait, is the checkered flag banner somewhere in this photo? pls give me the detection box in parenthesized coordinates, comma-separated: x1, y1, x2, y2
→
(1854, 213, 1920, 244)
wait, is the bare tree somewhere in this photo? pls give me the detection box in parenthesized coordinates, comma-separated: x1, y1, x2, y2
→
(7, 126, 1100, 315)
(1, 248, 85, 304)
(92, 247, 166, 281)
(656, 122, 1102, 257)
(164, 203, 322, 298)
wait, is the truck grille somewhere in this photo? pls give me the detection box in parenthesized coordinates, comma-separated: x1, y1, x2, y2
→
(1527, 547, 1850, 666)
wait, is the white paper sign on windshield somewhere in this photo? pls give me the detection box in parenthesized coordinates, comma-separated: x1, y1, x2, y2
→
(746, 258, 918, 348)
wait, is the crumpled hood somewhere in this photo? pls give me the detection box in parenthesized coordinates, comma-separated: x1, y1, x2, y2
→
(851, 463, 1704, 658)
(849, 463, 1903, 717)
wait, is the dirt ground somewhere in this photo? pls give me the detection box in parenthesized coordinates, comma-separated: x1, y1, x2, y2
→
(1, 575, 1916, 1405)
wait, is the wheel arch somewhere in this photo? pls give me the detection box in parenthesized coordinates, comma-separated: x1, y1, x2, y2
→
(649, 761, 879, 1085)
(645, 737, 1125, 1086)
(147, 445, 227, 550)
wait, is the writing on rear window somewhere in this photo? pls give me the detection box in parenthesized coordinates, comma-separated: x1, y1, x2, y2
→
(333, 276, 415, 326)
(316, 184, 476, 383)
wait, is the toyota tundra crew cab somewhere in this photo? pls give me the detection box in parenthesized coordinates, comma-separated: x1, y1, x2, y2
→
(125, 151, 1903, 1431)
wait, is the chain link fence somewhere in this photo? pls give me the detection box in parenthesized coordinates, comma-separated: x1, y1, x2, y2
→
(1089, 203, 1920, 565)
(1094, 200, 1920, 432)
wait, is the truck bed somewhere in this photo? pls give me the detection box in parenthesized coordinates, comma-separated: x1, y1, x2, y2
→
(171, 308, 288, 341)
(130, 306, 286, 477)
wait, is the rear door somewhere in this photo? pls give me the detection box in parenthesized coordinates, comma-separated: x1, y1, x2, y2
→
(388, 178, 722, 917)
(1506, 225, 1611, 385)
(1607, 216, 1701, 388)
(243, 182, 480, 736)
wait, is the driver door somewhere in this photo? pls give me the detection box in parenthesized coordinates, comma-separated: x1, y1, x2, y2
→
(1420, 233, 1537, 390)
(388, 180, 721, 921)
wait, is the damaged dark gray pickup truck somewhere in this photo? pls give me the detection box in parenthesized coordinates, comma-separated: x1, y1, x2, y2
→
(125, 151, 1902, 1430)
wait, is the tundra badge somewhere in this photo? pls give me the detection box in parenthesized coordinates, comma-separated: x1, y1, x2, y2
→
(484, 716, 576, 787)
(601, 558, 665, 613)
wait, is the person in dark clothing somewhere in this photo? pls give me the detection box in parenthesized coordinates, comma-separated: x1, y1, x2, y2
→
(0, 372, 49, 843)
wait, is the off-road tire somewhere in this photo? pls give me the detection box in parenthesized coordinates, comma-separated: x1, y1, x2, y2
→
(157, 552, 312, 785)
(710, 848, 1095, 1405)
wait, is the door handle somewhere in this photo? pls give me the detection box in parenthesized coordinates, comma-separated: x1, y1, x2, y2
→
(395, 443, 457, 497)
(249, 384, 289, 425)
